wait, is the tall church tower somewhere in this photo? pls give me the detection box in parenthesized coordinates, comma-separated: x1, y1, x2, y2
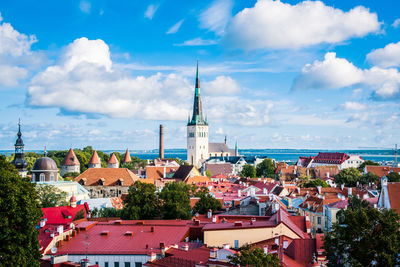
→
(187, 61, 208, 168)
(12, 120, 28, 177)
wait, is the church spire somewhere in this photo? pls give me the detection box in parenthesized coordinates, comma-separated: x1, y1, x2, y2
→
(188, 60, 207, 126)
(12, 119, 28, 177)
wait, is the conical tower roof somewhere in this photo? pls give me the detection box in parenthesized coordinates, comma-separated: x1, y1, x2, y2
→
(188, 60, 207, 126)
(123, 148, 132, 163)
(108, 153, 119, 164)
(89, 150, 101, 164)
(61, 148, 80, 166)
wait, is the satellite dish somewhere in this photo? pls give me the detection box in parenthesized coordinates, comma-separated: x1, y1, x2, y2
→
(51, 246, 57, 254)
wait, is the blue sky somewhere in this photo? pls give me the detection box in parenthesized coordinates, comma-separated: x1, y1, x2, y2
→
(1, 0, 400, 150)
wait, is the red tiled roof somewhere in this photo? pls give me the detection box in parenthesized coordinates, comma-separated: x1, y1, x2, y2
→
(108, 153, 119, 164)
(205, 163, 232, 177)
(313, 152, 349, 164)
(89, 150, 101, 164)
(61, 148, 80, 166)
(54, 221, 190, 255)
(145, 246, 212, 267)
(146, 166, 177, 179)
(387, 182, 400, 214)
(184, 176, 211, 184)
(297, 156, 315, 168)
(42, 203, 89, 225)
(365, 165, 400, 178)
(123, 149, 132, 163)
(75, 168, 139, 186)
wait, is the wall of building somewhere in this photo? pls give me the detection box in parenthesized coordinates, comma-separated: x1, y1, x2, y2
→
(341, 155, 364, 169)
(85, 186, 129, 198)
(61, 165, 80, 177)
(203, 223, 300, 248)
(187, 125, 209, 167)
(67, 254, 150, 267)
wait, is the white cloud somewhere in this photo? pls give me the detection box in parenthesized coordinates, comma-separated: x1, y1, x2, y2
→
(79, 0, 91, 14)
(293, 52, 400, 100)
(199, 0, 233, 35)
(174, 38, 217, 46)
(215, 127, 224, 135)
(203, 76, 241, 95)
(166, 19, 184, 34)
(393, 18, 400, 28)
(144, 4, 159, 19)
(366, 41, 400, 68)
(224, 0, 380, 50)
(292, 52, 363, 90)
(0, 13, 40, 87)
(341, 101, 366, 111)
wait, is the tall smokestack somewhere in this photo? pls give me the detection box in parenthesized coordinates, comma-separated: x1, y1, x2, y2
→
(159, 124, 164, 159)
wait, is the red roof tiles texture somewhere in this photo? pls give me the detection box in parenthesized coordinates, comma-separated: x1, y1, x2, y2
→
(61, 148, 80, 166)
(89, 150, 101, 164)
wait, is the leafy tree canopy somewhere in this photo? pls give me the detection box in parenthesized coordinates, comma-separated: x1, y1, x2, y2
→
(324, 196, 400, 266)
(160, 182, 192, 219)
(333, 167, 361, 187)
(193, 187, 222, 214)
(37, 185, 68, 207)
(121, 181, 160, 220)
(0, 155, 43, 267)
(387, 172, 400, 183)
(241, 164, 256, 178)
(228, 244, 281, 267)
(205, 170, 212, 178)
(256, 158, 275, 178)
(304, 178, 329, 188)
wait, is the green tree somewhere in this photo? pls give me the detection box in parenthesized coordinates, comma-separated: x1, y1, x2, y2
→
(73, 209, 85, 221)
(98, 208, 122, 218)
(304, 178, 329, 188)
(205, 170, 212, 178)
(228, 244, 281, 267)
(62, 172, 80, 179)
(360, 172, 379, 185)
(193, 187, 222, 214)
(121, 181, 160, 220)
(387, 172, 400, 182)
(256, 159, 275, 178)
(0, 155, 43, 267)
(324, 197, 400, 266)
(160, 182, 192, 219)
(333, 167, 361, 187)
(241, 164, 257, 178)
(357, 160, 379, 172)
(37, 185, 68, 207)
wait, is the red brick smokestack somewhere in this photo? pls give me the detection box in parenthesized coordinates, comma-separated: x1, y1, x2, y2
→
(159, 124, 164, 159)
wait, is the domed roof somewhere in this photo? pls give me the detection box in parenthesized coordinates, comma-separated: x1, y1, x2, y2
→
(32, 157, 58, 171)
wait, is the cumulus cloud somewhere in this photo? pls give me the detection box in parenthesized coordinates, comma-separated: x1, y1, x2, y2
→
(293, 52, 400, 100)
(393, 18, 400, 28)
(203, 76, 241, 95)
(292, 52, 363, 90)
(144, 4, 159, 19)
(223, 0, 380, 50)
(166, 19, 184, 34)
(366, 41, 400, 68)
(341, 101, 366, 111)
(174, 38, 217, 46)
(0, 13, 40, 87)
(199, 0, 233, 35)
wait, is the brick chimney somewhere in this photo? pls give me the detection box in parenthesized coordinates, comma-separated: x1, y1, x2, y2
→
(159, 124, 164, 159)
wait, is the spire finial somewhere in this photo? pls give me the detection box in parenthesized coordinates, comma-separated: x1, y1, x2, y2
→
(44, 146, 47, 157)
(17, 118, 22, 138)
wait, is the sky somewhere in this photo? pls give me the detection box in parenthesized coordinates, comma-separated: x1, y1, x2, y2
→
(0, 0, 400, 151)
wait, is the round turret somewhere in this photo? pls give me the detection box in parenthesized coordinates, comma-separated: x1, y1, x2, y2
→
(32, 157, 59, 182)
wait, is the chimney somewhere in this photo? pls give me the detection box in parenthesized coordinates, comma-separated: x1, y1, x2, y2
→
(238, 189, 241, 197)
(341, 184, 344, 190)
(263, 188, 267, 195)
(212, 216, 217, 223)
(223, 243, 230, 249)
(326, 172, 330, 178)
(182, 244, 189, 251)
(80, 259, 89, 267)
(207, 209, 212, 219)
(150, 252, 157, 262)
(210, 248, 218, 259)
(263, 245, 268, 254)
(159, 124, 164, 159)
(283, 240, 289, 249)
(317, 186, 322, 194)
(348, 187, 352, 196)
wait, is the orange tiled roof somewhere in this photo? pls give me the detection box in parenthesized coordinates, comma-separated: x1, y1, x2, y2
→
(89, 150, 101, 164)
(365, 165, 400, 178)
(387, 182, 400, 214)
(123, 148, 131, 163)
(75, 168, 139, 186)
(61, 148, 80, 166)
(146, 166, 177, 179)
(185, 176, 211, 184)
(108, 153, 119, 164)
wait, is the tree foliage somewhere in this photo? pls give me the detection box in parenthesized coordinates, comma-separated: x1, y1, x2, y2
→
(387, 172, 400, 182)
(304, 178, 329, 188)
(256, 159, 275, 178)
(91, 207, 122, 218)
(241, 164, 257, 178)
(205, 169, 212, 178)
(73, 209, 85, 221)
(324, 197, 400, 266)
(36, 185, 68, 207)
(121, 181, 160, 220)
(160, 182, 192, 219)
(0, 155, 43, 267)
(193, 187, 222, 214)
(334, 167, 361, 187)
(228, 244, 281, 267)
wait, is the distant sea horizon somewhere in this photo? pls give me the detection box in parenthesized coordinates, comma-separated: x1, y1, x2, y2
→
(1, 148, 398, 165)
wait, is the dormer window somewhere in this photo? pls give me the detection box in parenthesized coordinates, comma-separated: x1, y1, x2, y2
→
(98, 178, 105, 185)
(117, 179, 123, 186)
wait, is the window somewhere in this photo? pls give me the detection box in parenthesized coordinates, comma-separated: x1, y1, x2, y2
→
(39, 173, 45, 182)
(114, 262, 119, 267)
(32, 173, 36, 181)
(234, 240, 239, 249)
(135, 263, 142, 267)
(50, 173, 54, 181)
(317, 217, 321, 225)
(105, 263, 109, 267)
(125, 263, 131, 267)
